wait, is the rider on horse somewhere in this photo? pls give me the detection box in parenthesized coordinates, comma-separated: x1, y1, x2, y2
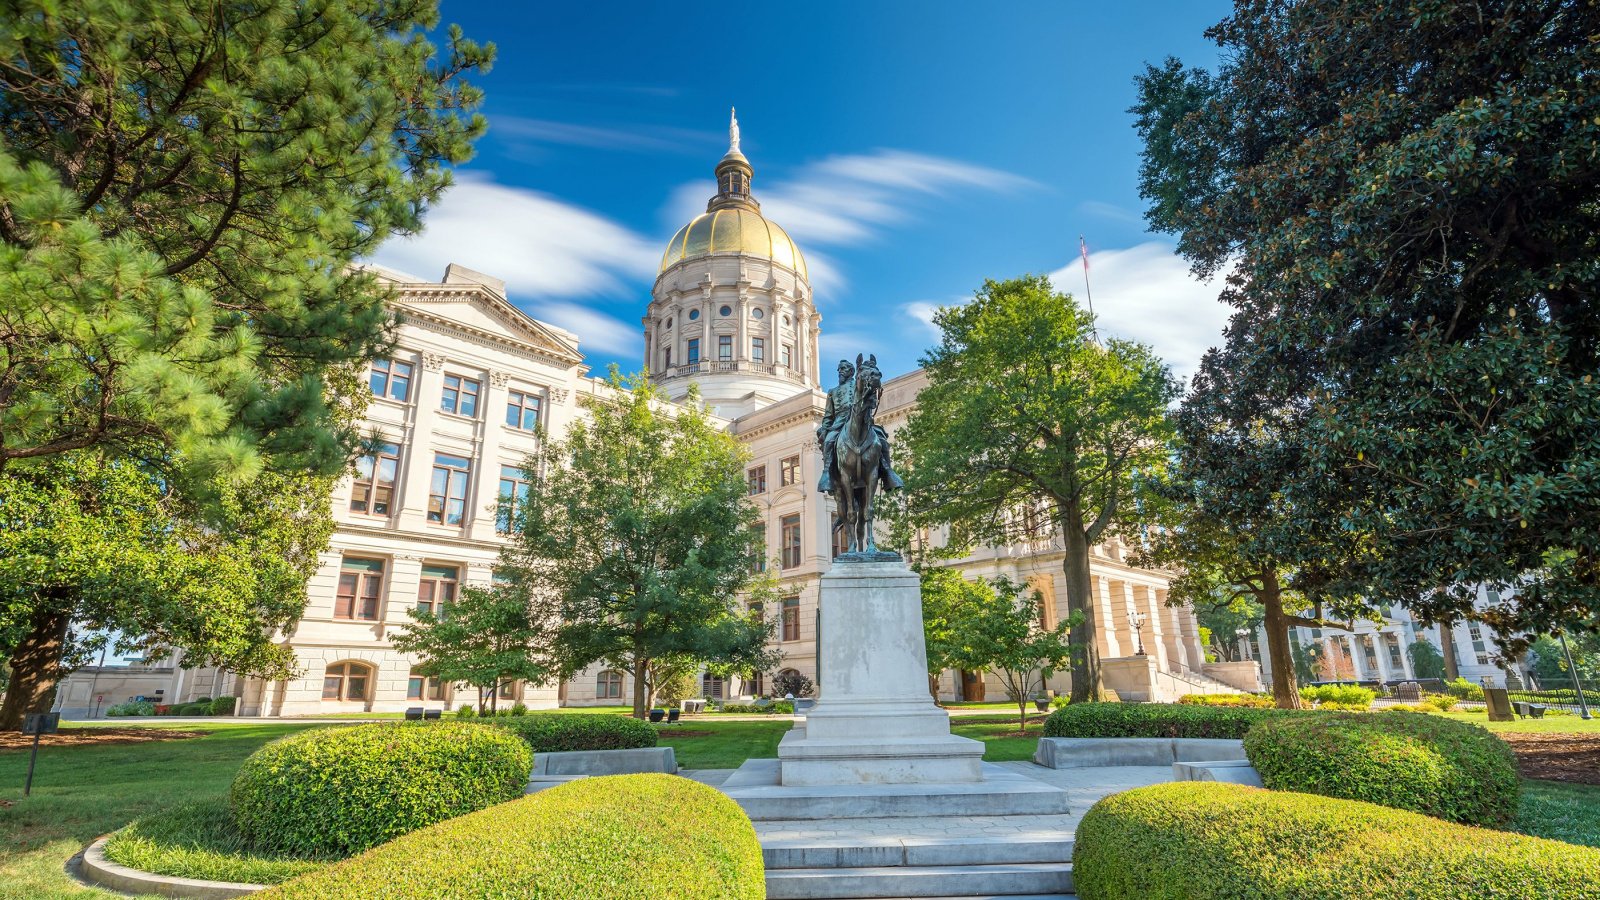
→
(817, 358, 903, 494)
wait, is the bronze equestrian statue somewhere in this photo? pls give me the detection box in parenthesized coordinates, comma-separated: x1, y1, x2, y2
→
(817, 354, 902, 558)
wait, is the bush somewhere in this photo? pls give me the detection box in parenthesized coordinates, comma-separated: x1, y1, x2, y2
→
(718, 702, 793, 714)
(1446, 676, 1486, 701)
(1177, 693, 1273, 708)
(1043, 702, 1308, 740)
(1426, 693, 1460, 712)
(491, 714, 657, 753)
(106, 700, 156, 717)
(509, 702, 528, 716)
(230, 722, 531, 855)
(772, 670, 813, 698)
(1242, 711, 1519, 825)
(1072, 782, 1600, 900)
(455, 704, 475, 718)
(208, 696, 236, 716)
(1298, 684, 1376, 708)
(174, 701, 212, 716)
(261, 775, 763, 900)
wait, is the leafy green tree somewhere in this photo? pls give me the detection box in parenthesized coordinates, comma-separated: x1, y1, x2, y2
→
(0, 0, 492, 480)
(1407, 639, 1447, 681)
(0, 451, 334, 729)
(390, 583, 553, 714)
(900, 275, 1177, 702)
(497, 371, 776, 719)
(1528, 633, 1600, 686)
(925, 573, 1073, 733)
(1133, 0, 1600, 647)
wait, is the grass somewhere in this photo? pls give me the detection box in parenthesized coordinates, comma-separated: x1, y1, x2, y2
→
(1513, 780, 1600, 849)
(951, 714, 1048, 761)
(656, 720, 792, 768)
(0, 720, 325, 900)
(101, 797, 332, 885)
(1429, 709, 1600, 734)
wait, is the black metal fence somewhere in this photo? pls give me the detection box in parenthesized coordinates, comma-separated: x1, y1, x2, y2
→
(1507, 675, 1596, 715)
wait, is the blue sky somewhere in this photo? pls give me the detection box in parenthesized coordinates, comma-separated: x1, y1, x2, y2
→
(371, 1, 1234, 384)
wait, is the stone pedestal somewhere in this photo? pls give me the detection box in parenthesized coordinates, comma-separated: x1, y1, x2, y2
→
(776, 558, 985, 785)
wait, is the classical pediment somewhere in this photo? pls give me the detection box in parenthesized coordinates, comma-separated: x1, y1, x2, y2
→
(390, 279, 585, 367)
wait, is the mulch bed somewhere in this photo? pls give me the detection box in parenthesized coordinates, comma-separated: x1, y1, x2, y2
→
(0, 727, 207, 751)
(1498, 732, 1600, 786)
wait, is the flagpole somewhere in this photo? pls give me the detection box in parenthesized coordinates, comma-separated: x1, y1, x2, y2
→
(1079, 234, 1098, 339)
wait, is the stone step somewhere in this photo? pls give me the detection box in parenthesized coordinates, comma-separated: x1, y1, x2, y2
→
(765, 862, 1074, 900)
(722, 760, 1071, 820)
(761, 833, 1075, 870)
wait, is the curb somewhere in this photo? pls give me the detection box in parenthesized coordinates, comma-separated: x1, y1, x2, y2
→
(79, 836, 267, 898)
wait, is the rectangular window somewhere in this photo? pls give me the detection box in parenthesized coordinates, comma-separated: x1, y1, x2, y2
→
(749, 524, 767, 574)
(407, 670, 445, 701)
(369, 359, 413, 402)
(748, 465, 766, 495)
(780, 455, 800, 487)
(782, 343, 793, 367)
(497, 680, 517, 701)
(782, 597, 800, 641)
(832, 521, 850, 559)
(1467, 621, 1490, 665)
(349, 442, 400, 516)
(718, 334, 733, 361)
(752, 337, 765, 363)
(334, 557, 384, 620)
(497, 464, 532, 533)
(428, 453, 472, 525)
(1386, 633, 1404, 669)
(505, 390, 542, 431)
(781, 513, 802, 569)
(663, 347, 672, 369)
(416, 564, 458, 617)
(687, 338, 700, 364)
(441, 374, 480, 418)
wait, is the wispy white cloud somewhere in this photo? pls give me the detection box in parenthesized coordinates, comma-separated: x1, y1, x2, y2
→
(1047, 241, 1230, 385)
(898, 300, 946, 340)
(534, 301, 640, 358)
(368, 173, 659, 298)
(1077, 199, 1144, 225)
(493, 117, 717, 154)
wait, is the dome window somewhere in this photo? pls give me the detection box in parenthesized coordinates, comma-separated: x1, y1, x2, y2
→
(783, 315, 792, 327)
(752, 308, 765, 320)
(720, 305, 732, 317)
(688, 309, 700, 321)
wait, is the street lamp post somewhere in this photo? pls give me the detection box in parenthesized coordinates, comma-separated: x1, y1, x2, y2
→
(1236, 628, 1252, 661)
(1131, 611, 1147, 656)
(1558, 633, 1593, 721)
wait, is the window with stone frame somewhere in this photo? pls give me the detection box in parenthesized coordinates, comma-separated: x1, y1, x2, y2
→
(781, 596, 801, 641)
(505, 390, 542, 431)
(407, 669, 445, 701)
(831, 521, 850, 558)
(749, 524, 767, 574)
(748, 465, 767, 495)
(782, 343, 793, 368)
(323, 661, 372, 701)
(369, 358, 413, 401)
(334, 558, 384, 620)
(496, 680, 519, 701)
(1467, 621, 1491, 665)
(687, 338, 700, 364)
(349, 441, 401, 516)
(596, 670, 623, 700)
(428, 452, 472, 525)
(416, 564, 458, 617)
(718, 334, 733, 361)
(1385, 632, 1405, 669)
(752, 337, 765, 363)
(497, 464, 532, 533)
(440, 374, 480, 418)
(780, 455, 800, 486)
(781, 513, 802, 568)
(701, 672, 725, 699)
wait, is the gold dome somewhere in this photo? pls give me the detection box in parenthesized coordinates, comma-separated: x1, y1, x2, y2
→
(658, 207, 808, 280)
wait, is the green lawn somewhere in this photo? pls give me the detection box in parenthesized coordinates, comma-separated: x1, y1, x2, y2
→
(0, 721, 325, 900)
(657, 719, 792, 768)
(1515, 780, 1600, 849)
(1430, 709, 1600, 734)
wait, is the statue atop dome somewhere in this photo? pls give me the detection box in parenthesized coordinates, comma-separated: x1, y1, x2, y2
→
(729, 106, 741, 154)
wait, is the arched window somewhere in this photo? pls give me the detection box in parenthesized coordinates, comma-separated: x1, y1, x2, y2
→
(701, 672, 725, 700)
(407, 668, 445, 701)
(323, 662, 373, 701)
(596, 670, 623, 700)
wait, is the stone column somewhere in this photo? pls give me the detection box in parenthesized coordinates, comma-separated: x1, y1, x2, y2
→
(395, 353, 445, 533)
(1137, 584, 1170, 671)
(1119, 581, 1142, 656)
(736, 293, 749, 369)
(1181, 604, 1206, 672)
(1161, 589, 1187, 670)
(1095, 576, 1123, 658)
(1370, 633, 1392, 684)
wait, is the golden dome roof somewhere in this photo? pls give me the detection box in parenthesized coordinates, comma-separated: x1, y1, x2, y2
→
(658, 207, 807, 279)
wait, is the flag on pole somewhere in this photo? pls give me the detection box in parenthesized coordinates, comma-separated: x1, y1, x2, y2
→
(1079, 235, 1091, 272)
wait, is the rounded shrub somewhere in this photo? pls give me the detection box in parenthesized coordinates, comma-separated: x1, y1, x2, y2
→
(1074, 782, 1600, 900)
(491, 714, 657, 753)
(1043, 701, 1306, 740)
(230, 722, 532, 855)
(260, 774, 764, 900)
(1299, 684, 1376, 709)
(208, 696, 237, 716)
(1242, 710, 1519, 825)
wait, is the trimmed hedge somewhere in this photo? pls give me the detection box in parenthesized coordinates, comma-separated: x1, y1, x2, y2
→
(261, 774, 764, 900)
(1072, 782, 1600, 900)
(1243, 710, 1519, 826)
(1177, 693, 1273, 708)
(230, 722, 531, 855)
(490, 714, 657, 753)
(1298, 684, 1376, 708)
(1043, 701, 1309, 740)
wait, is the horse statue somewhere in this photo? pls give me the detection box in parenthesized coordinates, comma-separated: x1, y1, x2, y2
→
(830, 353, 899, 558)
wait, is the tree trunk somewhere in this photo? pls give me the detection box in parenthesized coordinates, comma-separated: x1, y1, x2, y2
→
(632, 656, 650, 719)
(1439, 617, 1460, 681)
(0, 603, 72, 731)
(1260, 571, 1303, 710)
(1059, 509, 1102, 703)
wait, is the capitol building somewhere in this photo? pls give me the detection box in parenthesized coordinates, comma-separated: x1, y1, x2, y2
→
(54, 125, 1248, 718)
